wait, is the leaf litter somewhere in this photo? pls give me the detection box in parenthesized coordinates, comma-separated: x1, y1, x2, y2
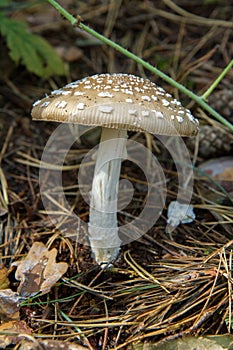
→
(0, 243, 68, 347)
(12, 241, 68, 297)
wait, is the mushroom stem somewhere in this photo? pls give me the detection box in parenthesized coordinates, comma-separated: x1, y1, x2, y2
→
(88, 127, 128, 265)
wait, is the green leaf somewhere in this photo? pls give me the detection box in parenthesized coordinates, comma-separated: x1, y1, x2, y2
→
(0, 0, 10, 7)
(0, 13, 65, 77)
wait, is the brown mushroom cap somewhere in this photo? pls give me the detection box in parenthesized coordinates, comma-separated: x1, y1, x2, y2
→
(31, 73, 199, 136)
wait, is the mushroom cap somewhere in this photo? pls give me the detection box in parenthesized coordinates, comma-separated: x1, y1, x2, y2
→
(31, 73, 199, 136)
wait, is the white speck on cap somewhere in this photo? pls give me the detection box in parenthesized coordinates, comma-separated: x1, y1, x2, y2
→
(98, 105, 114, 113)
(77, 103, 85, 110)
(51, 89, 63, 96)
(142, 111, 150, 117)
(176, 116, 184, 123)
(157, 87, 165, 93)
(65, 83, 79, 88)
(128, 109, 137, 115)
(33, 100, 41, 107)
(162, 99, 170, 107)
(98, 92, 114, 98)
(31, 73, 199, 137)
(74, 91, 85, 96)
(40, 101, 50, 108)
(171, 99, 182, 106)
(142, 96, 151, 102)
(156, 91, 165, 96)
(153, 111, 163, 118)
(55, 101, 67, 108)
(122, 89, 133, 95)
(187, 113, 198, 124)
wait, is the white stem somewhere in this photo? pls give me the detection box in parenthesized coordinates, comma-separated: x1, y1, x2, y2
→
(88, 127, 128, 265)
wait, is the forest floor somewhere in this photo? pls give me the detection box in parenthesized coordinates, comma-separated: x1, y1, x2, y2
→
(0, 0, 233, 349)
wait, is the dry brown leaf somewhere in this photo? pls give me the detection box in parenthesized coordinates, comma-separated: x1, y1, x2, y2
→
(0, 289, 21, 320)
(214, 167, 233, 182)
(12, 242, 68, 297)
(198, 156, 233, 192)
(0, 267, 10, 290)
(0, 320, 32, 349)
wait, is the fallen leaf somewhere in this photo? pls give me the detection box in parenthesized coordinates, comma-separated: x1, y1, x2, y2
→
(0, 320, 32, 349)
(198, 156, 233, 192)
(0, 267, 10, 290)
(215, 167, 233, 181)
(12, 242, 68, 297)
(0, 289, 21, 320)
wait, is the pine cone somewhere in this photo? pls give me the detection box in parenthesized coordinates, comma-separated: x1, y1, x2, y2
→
(208, 89, 233, 123)
(187, 125, 233, 158)
(187, 88, 233, 158)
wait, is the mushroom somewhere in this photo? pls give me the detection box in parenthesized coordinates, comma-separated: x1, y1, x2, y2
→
(31, 73, 199, 265)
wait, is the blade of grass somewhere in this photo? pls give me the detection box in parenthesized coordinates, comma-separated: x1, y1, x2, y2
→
(201, 59, 233, 100)
(60, 310, 94, 350)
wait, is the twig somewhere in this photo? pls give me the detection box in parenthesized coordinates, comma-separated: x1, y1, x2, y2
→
(162, 0, 233, 28)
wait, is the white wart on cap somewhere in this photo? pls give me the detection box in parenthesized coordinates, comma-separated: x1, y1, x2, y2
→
(32, 73, 199, 136)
